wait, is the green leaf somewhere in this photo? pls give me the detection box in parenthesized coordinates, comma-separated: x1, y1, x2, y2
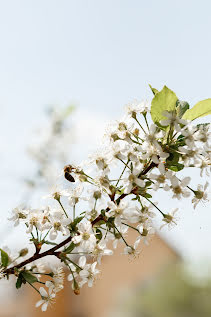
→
(176, 100, 190, 118)
(95, 228, 103, 241)
(64, 242, 75, 254)
(166, 152, 180, 165)
(196, 123, 210, 129)
(182, 99, 211, 121)
(72, 216, 84, 226)
(16, 274, 23, 289)
(176, 134, 186, 146)
(0, 249, 9, 267)
(145, 181, 152, 187)
(168, 163, 184, 172)
(151, 86, 178, 125)
(149, 84, 159, 95)
(143, 193, 152, 198)
(70, 216, 84, 231)
(22, 271, 38, 284)
(93, 219, 106, 227)
(44, 241, 58, 246)
(116, 188, 124, 195)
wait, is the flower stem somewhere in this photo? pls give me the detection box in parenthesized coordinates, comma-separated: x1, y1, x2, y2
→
(27, 281, 40, 295)
(144, 197, 165, 216)
(135, 117, 146, 134)
(116, 160, 128, 187)
(143, 114, 150, 132)
(58, 199, 68, 218)
(118, 158, 131, 170)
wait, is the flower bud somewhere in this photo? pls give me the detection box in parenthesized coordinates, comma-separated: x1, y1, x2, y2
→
(53, 192, 61, 201)
(19, 248, 28, 257)
(194, 190, 204, 199)
(163, 214, 173, 223)
(133, 128, 139, 136)
(72, 280, 80, 295)
(93, 191, 101, 200)
(79, 175, 87, 182)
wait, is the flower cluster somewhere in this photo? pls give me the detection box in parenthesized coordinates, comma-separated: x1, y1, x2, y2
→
(1, 85, 211, 311)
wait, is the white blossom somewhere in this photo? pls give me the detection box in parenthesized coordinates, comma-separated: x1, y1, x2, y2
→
(160, 110, 187, 131)
(49, 211, 71, 240)
(8, 206, 28, 227)
(72, 221, 96, 251)
(79, 257, 99, 287)
(192, 182, 209, 209)
(36, 287, 56, 312)
(160, 208, 179, 229)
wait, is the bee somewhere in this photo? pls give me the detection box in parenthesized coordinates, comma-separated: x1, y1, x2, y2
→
(64, 165, 75, 182)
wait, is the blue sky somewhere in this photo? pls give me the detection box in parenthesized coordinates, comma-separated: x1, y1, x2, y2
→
(1, 0, 211, 262)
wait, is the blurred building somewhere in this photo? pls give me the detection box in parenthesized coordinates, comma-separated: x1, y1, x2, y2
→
(0, 231, 180, 317)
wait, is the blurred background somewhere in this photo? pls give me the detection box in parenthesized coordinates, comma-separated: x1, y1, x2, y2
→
(1, 0, 211, 316)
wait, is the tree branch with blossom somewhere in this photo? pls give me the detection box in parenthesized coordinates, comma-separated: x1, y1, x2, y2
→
(1, 85, 211, 311)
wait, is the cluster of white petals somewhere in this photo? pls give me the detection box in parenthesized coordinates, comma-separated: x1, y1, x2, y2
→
(2, 91, 211, 311)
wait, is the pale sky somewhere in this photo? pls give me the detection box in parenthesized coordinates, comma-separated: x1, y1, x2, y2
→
(1, 0, 211, 263)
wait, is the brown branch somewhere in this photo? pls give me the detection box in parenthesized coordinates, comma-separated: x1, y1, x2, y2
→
(139, 161, 157, 176)
(5, 161, 157, 277)
(5, 235, 74, 275)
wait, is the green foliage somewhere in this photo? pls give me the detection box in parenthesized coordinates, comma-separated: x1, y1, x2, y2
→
(197, 123, 210, 129)
(64, 242, 75, 254)
(0, 249, 9, 267)
(176, 100, 190, 118)
(44, 240, 58, 246)
(143, 193, 152, 198)
(16, 271, 38, 289)
(149, 84, 159, 95)
(16, 274, 24, 289)
(168, 163, 184, 172)
(21, 271, 38, 284)
(95, 228, 103, 241)
(166, 150, 184, 171)
(166, 151, 180, 165)
(69, 216, 84, 231)
(151, 86, 178, 124)
(183, 99, 211, 121)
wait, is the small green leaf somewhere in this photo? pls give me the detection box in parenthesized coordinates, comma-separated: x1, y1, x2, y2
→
(95, 229, 103, 241)
(177, 134, 185, 141)
(72, 216, 84, 226)
(168, 163, 184, 172)
(64, 242, 75, 254)
(144, 193, 152, 198)
(176, 100, 190, 118)
(69, 216, 84, 231)
(131, 197, 138, 201)
(93, 219, 106, 227)
(182, 99, 211, 121)
(116, 188, 124, 195)
(151, 86, 178, 125)
(0, 249, 9, 267)
(16, 274, 23, 289)
(166, 152, 180, 165)
(44, 241, 58, 246)
(196, 123, 210, 129)
(22, 271, 38, 284)
(149, 84, 159, 95)
(145, 181, 152, 187)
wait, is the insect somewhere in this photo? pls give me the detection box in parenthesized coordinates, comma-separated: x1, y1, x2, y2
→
(63, 165, 75, 182)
